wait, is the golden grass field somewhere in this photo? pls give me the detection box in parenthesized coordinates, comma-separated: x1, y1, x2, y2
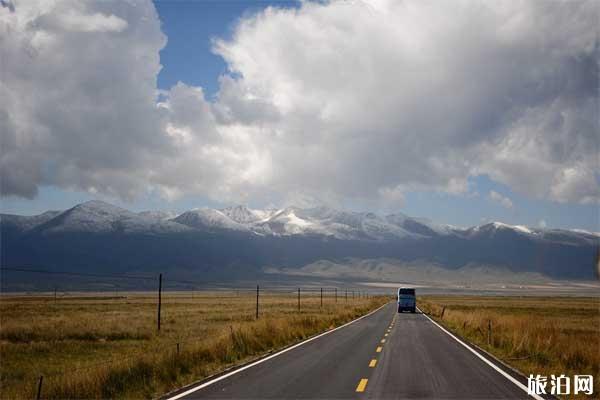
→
(419, 296, 600, 399)
(0, 290, 387, 399)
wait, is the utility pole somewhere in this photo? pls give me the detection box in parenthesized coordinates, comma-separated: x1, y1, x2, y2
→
(157, 273, 162, 332)
(256, 285, 259, 319)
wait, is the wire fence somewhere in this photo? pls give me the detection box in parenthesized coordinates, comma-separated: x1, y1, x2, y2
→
(0, 267, 388, 398)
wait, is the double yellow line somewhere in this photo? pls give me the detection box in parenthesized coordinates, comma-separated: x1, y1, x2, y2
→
(355, 315, 396, 393)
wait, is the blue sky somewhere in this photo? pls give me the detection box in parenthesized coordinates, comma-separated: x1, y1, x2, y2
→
(1, 0, 598, 232)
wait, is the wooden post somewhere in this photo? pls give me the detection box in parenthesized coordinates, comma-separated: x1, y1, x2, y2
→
(441, 306, 446, 319)
(36, 375, 43, 400)
(487, 320, 492, 346)
(297, 288, 300, 311)
(256, 285, 259, 319)
(320, 288, 323, 308)
(335, 288, 337, 303)
(157, 273, 162, 332)
(177, 342, 180, 356)
(345, 289, 348, 302)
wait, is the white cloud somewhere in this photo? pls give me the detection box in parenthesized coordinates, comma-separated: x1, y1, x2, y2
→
(488, 191, 514, 209)
(1, 0, 598, 208)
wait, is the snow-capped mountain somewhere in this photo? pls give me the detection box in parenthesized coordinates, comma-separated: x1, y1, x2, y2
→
(462, 221, 599, 245)
(2, 201, 597, 244)
(220, 205, 275, 224)
(173, 208, 249, 232)
(2, 201, 597, 283)
(15, 200, 190, 235)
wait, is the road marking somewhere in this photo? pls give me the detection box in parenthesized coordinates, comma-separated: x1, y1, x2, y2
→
(380, 338, 386, 343)
(369, 359, 377, 367)
(356, 378, 368, 392)
(418, 308, 544, 400)
(164, 303, 390, 400)
(376, 346, 382, 352)
(384, 333, 388, 337)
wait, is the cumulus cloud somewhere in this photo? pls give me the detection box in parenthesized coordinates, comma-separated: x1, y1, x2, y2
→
(0, 0, 168, 199)
(1, 0, 598, 207)
(488, 191, 513, 209)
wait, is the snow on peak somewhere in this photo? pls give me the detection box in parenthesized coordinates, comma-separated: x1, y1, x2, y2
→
(174, 208, 248, 232)
(571, 229, 600, 237)
(489, 221, 533, 234)
(284, 210, 313, 228)
(220, 205, 263, 224)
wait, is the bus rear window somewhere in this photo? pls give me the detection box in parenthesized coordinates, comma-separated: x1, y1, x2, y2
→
(399, 288, 415, 296)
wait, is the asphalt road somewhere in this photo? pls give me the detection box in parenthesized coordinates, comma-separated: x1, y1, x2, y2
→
(169, 302, 531, 399)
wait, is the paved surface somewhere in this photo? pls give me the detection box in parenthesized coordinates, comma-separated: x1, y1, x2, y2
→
(173, 302, 530, 399)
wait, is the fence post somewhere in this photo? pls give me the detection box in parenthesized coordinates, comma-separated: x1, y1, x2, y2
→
(157, 273, 162, 332)
(176, 342, 180, 356)
(320, 288, 323, 308)
(36, 375, 43, 400)
(297, 288, 300, 311)
(441, 306, 446, 319)
(256, 285, 259, 319)
(335, 288, 337, 303)
(487, 320, 492, 346)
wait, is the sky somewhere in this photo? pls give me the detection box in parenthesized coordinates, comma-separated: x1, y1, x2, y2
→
(0, 0, 598, 231)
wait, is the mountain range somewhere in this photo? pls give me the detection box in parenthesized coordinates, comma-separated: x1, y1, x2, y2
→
(1, 200, 598, 287)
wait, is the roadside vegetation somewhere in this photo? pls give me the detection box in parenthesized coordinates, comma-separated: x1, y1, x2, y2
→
(419, 296, 599, 399)
(0, 291, 387, 399)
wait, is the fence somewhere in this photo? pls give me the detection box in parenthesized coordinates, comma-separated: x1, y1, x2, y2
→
(0, 267, 386, 399)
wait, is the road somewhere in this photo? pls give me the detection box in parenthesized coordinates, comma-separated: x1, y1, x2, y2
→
(167, 302, 533, 399)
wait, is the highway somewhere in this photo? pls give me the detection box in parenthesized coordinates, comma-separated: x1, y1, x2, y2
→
(167, 302, 534, 399)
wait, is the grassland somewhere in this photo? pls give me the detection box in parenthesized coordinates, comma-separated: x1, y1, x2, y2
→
(419, 296, 600, 399)
(0, 290, 387, 399)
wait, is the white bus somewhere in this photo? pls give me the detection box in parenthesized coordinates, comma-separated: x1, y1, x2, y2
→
(397, 287, 416, 313)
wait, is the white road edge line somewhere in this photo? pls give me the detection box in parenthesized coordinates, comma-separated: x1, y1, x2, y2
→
(418, 308, 543, 400)
(165, 302, 390, 400)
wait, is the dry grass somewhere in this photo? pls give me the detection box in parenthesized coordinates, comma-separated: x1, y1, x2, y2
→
(0, 290, 387, 399)
(419, 296, 600, 399)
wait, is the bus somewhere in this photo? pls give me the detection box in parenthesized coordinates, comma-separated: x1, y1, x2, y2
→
(397, 287, 416, 313)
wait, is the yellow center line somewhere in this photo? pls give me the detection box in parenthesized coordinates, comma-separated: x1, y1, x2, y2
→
(369, 359, 377, 367)
(381, 338, 386, 343)
(376, 346, 382, 352)
(356, 378, 368, 392)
